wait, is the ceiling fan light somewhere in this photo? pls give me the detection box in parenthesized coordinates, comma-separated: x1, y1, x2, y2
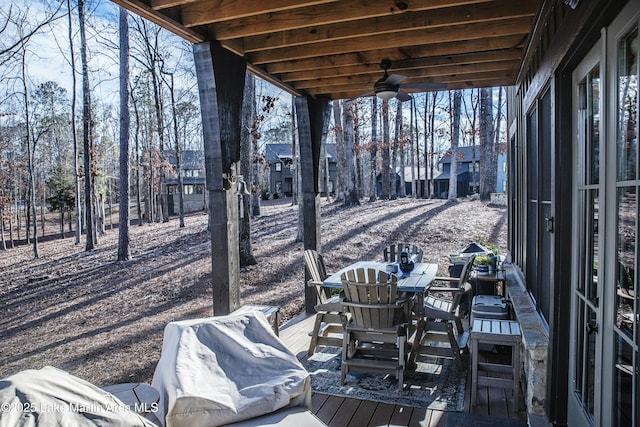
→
(377, 90, 397, 100)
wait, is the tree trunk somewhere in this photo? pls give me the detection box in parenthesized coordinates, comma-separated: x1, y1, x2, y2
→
(448, 90, 462, 202)
(342, 99, 359, 206)
(353, 101, 363, 199)
(117, 6, 131, 261)
(390, 101, 400, 199)
(479, 87, 496, 201)
(239, 72, 256, 265)
(79, 0, 94, 251)
(369, 97, 377, 201)
(21, 37, 38, 258)
(66, 0, 82, 244)
(428, 92, 437, 198)
(132, 94, 143, 224)
(381, 100, 390, 200)
(294, 99, 305, 240)
(333, 100, 344, 203)
(411, 98, 417, 198)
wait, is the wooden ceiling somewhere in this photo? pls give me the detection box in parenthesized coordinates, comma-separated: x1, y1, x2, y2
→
(111, 0, 541, 100)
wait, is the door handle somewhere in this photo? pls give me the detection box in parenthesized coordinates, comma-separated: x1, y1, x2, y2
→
(545, 216, 554, 233)
(586, 321, 598, 335)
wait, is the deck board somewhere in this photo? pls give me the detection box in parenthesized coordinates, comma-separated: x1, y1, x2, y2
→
(279, 312, 527, 426)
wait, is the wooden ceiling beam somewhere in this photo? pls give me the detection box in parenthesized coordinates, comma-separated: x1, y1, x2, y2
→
(150, 0, 199, 10)
(250, 19, 531, 64)
(177, 0, 339, 25)
(291, 59, 520, 89)
(203, 0, 492, 37)
(243, 0, 537, 51)
(266, 35, 525, 75)
(110, 0, 205, 43)
(279, 51, 523, 81)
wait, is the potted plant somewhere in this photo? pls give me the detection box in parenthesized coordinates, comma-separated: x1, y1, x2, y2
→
(475, 255, 492, 274)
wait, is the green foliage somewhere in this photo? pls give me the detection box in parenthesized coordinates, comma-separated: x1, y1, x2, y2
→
(475, 237, 500, 255)
(261, 188, 270, 200)
(46, 164, 75, 212)
(475, 255, 492, 265)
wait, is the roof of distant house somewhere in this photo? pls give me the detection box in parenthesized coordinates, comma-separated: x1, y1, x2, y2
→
(265, 143, 337, 164)
(438, 146, 481, 164)
(165, 150, 205, 169)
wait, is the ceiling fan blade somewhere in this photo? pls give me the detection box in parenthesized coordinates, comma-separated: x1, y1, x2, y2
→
(401, 82, 448, 91)
(395, 90, 412, 102)
(384, 74, 406, 85)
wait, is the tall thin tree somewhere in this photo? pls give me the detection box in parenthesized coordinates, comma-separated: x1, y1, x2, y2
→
(117, 6, 130, 261)
(369, 97, 378, 201)
(20, 35, 37, 258)
(479, 87, 496, 201)
(381, 99, 390, 200)
(342, 99, 359, 206)
(79, 0, 94, 250)
(448, 90, 462, 202)
(239, 73, 257, 264)
(67, 0, 81, 245)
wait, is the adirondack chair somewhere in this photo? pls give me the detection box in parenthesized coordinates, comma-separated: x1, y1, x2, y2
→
(304, 249, 347, 355)
(409, 254, 476, 371)
(383, 243, 424, 263)
(340, 268, 410, 392)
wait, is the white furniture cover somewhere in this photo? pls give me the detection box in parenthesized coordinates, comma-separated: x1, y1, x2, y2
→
(152, 312, 311, 427)
(0, 366, 157, 426)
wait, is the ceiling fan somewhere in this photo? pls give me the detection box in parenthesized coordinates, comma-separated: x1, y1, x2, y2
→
(361, 59, 447, 101)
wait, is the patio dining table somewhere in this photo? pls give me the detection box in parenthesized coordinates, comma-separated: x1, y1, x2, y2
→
(323, 260, 438, 371)
(322, 260, 438, 295)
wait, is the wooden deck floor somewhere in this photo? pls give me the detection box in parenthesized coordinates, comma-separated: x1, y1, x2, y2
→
(279, 313, 527, 427)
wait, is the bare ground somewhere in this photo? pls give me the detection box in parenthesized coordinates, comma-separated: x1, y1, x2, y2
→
(0, 197, 507, 387)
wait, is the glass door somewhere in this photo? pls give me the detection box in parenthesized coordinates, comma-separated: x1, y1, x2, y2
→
(569, 41, 602, 427)
(611, 24, 639, 427)
(569, 4, 640, 425)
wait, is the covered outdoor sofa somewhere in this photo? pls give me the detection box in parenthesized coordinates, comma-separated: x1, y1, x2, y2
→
(0, 311, 325, 427)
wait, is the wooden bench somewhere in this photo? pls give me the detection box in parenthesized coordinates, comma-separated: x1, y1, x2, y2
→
(470, 319, 521, 408)
(234, 305, 281, 336)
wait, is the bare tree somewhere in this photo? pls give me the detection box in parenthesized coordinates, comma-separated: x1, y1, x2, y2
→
(239, 72, 257, 265)
(342, 99, 359, 206)
(479, 87, 496, 201)
(79, 0, 95, 250)
(117, 6, 130, 261)
(19, 35, 38, 258)
(66, 0, 82, 245)
(333, 100, 344, 203)
(448, 90, 462, 202)
(369, 97, 378, 201)
(380, 100, 390, 200)
(462, 89, 480, 194)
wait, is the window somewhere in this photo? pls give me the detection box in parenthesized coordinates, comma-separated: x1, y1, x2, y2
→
(275, 163, 282, 172)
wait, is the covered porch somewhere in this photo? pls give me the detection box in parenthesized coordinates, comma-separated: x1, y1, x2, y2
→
(278, 309, 526, 426)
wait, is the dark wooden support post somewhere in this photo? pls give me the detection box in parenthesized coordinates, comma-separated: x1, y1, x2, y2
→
(193, 41, 246, 316)
(296, 95, 330, 314)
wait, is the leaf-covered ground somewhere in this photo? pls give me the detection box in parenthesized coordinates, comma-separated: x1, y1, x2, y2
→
(0, 197, 506, 386)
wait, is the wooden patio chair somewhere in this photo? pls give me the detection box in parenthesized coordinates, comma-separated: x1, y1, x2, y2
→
(409, 254, 476, 371)
(383, 243, 424, 263)
(340, 268, 410, 392)
(304, 249, 347, 356)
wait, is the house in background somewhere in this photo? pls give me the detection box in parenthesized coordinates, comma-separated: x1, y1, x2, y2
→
(165, 150, 206, 215)
(433, 145, 507, 198)
(265, 143, 337, 198)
